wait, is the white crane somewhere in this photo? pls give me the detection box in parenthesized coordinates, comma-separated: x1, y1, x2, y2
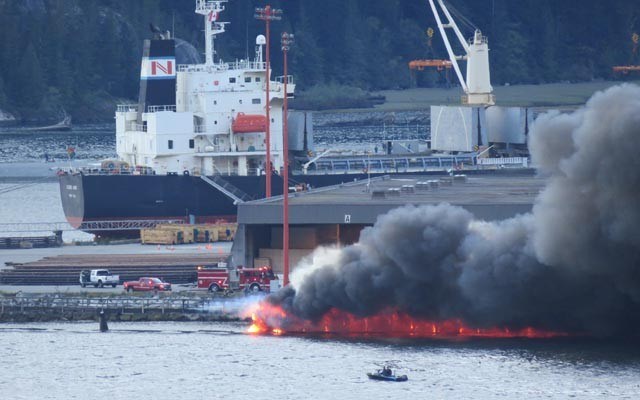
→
(302, 149, 332, 175)
(428, 0, 495, 105)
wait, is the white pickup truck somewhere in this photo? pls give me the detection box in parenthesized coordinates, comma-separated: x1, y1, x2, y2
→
(79, 269, 119, 288)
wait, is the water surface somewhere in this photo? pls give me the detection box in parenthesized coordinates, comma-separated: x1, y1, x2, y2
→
(0, 322, 638, 400)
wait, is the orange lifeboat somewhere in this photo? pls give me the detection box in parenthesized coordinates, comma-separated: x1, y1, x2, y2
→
(232, 113, 267, 133)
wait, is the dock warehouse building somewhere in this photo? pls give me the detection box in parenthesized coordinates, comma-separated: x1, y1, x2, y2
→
(232, 173, 545, 275)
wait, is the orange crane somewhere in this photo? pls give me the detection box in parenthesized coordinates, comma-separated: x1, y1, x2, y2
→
(409, 59, 453, 71)
(612, 33, 640, 74)
(409, 26, 453, 88)
(409, 27, 452, 71)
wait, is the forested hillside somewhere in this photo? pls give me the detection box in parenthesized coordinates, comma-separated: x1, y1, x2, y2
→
(0, 0, 638, 121)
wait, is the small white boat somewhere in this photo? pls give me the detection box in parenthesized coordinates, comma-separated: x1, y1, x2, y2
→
(25, 115, 72, 132)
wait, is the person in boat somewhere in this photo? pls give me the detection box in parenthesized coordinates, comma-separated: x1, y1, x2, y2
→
(381, 366, 392, 376)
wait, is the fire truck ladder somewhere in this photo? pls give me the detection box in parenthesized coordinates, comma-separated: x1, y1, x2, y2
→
(200, 175, 252, 204)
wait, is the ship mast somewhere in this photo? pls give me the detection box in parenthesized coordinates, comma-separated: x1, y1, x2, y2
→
(195, 0, 228, 65)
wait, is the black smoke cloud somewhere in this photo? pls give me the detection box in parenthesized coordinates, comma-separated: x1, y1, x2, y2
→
(269, 84, 640, 336)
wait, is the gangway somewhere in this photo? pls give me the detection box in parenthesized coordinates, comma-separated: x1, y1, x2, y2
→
(200, 175, 252, 204)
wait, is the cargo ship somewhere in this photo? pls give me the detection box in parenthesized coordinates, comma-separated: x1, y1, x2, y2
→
(58, 0, 522, 236)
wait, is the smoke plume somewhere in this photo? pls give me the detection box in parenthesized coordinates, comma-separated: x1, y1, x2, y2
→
(269, 84, 640, 336)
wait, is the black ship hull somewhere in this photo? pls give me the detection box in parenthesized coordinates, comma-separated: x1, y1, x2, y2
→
(59, 169, 534, 237)
(59, 172, 408, 237)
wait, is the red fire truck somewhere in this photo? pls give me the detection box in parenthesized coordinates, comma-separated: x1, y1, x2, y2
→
(197, 265, 277, 293)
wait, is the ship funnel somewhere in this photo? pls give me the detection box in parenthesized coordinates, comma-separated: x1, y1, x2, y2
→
(137, 39, 177, 122)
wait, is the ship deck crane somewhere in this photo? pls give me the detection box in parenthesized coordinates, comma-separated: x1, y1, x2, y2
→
(612, 33, 640, 74)
(409, 27, 453, 72)
(427, 0, 495, 105)
(302, 149, 332, 175)
(409, 59, 453, 71)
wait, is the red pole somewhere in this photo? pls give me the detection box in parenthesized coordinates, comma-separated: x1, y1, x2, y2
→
(264, 6, 272, 198)
(255, 6, 281, 197)
(282, 47, 289, 287)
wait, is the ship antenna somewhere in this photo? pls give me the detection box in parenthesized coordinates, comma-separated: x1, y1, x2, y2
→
(195, 0, 229, 65)
(245, 21, 249, 60)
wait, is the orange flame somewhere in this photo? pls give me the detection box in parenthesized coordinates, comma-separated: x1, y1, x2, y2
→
(246, 302, 566, 338)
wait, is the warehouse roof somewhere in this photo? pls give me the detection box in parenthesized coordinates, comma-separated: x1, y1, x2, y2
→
(238, 173, 545, 225)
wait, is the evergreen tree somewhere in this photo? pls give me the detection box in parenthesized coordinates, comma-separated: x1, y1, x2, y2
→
(0, 0, 639, 120)
(12, 42, 46, 111)
(290, 2, 324, 89)
(0, 75, 7, 108)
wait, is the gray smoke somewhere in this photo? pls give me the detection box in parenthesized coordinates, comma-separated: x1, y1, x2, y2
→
(269, 84, 640, 337)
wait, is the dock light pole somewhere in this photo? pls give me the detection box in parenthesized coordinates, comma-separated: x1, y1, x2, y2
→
(281, 32, 294, 287)
(255, 5, 282, 198)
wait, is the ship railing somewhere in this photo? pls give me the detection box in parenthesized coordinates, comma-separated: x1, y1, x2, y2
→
(267, 82, 284, 93)
(128, 122, 147, 132)
(468, 34, 489, 45)
(276, 75, 294, 85)
(247, 168, 260, 176)
(57, 166, 156, 176)
(477, 157, 529, 167)
(0, 219, 184, 234)
(194, 124, 207, 133)
(178, 60, 266, 73)
(228, 60, 265, 71)
(147, 105, 176, 113)
(178, 64, 222, 73)
(209, 163, 240, 176)
(306, 155, 478, 174)
(117, 104, 139, 113)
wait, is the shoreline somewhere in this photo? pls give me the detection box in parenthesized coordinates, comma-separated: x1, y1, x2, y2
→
(4, 81, 638, 126)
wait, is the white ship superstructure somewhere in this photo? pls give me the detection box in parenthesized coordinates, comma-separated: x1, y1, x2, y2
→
(116, 0, 294, 177)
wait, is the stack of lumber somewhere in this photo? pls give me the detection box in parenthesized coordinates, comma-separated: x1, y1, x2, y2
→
(214, 223, 237, 241)
(140, 223, 237, 245)
(141, 224, 194, 245)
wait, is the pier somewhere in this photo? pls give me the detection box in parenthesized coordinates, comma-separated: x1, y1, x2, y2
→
(0, 292, 251, 322)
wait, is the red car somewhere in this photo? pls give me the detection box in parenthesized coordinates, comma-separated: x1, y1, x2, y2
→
(123, 277, 172, 293)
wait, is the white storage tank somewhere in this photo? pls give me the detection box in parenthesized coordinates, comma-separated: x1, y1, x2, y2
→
(430, 105, 487, 152)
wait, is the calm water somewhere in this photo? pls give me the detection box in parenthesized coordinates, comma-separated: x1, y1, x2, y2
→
(0, 321, 638, 399)
(0, 181, 93, 242)
(0, 123, 116, 163)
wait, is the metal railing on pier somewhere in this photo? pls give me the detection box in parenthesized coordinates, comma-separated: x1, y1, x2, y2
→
(0, 295, 239, 315)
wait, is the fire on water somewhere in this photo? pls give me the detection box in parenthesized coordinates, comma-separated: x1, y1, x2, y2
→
(247, 302, 566, 338)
